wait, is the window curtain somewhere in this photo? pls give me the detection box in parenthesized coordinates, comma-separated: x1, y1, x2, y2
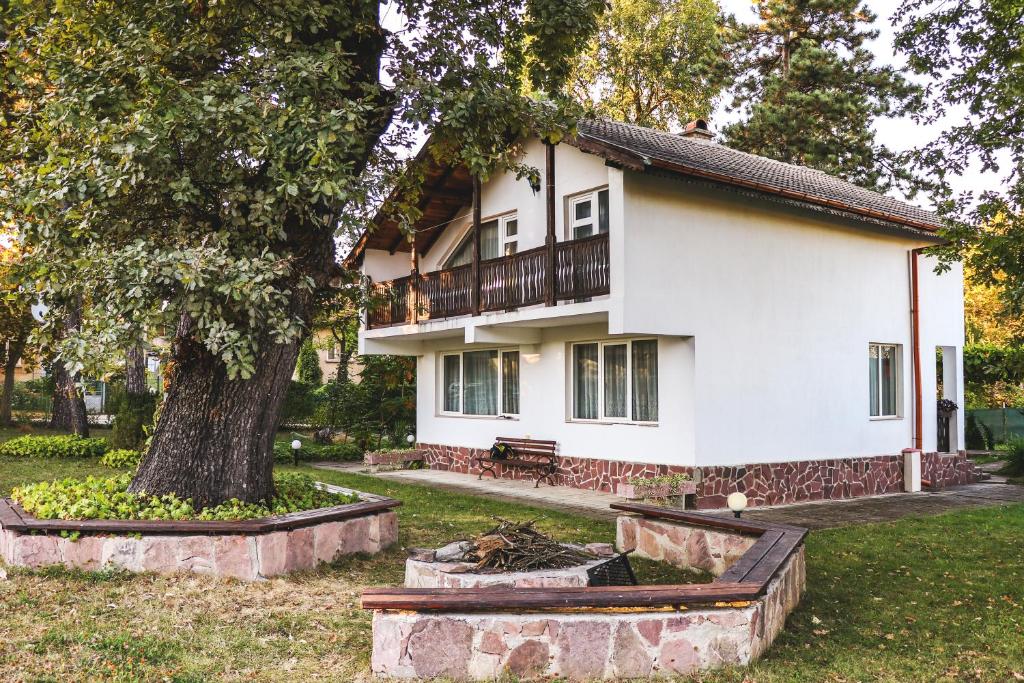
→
(631, 340, 658, 421)
(603, 344, 627, 418)
(880, 345, 896, 416)
(443, 355, 461, 412)
(501, 351, 520, 415)
(480, 220, 499, 260)
(463, 350, 498, 415)
(869, 345, 880, 416)
(573, 344, 599, 419)
(598, 189, 609, 234)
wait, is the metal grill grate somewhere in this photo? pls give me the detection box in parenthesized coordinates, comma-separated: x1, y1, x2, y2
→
(586, 552, 639, 587)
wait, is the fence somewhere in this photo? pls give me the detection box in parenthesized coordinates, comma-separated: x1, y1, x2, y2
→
(965, 408, 1024, 450)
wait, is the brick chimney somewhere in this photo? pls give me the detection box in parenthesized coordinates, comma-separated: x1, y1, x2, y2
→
(681, 119, 714, 142)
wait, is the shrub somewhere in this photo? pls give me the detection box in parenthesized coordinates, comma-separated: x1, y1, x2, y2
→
(111, 393, 157, 450)
(999, 437, 1024, 477)
(296, 339, 323, 386)
(316, 442, 363, 461)
(280, 381, 322, 425)
(11, 471, 358, 522)
(0, 435, 108, 459)
(99, 448, 143, 469)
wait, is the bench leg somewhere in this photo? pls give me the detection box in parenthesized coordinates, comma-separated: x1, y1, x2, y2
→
(477, 460, 498, 480)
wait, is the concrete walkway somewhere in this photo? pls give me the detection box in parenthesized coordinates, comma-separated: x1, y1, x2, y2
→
(312, 463, 1024, 529)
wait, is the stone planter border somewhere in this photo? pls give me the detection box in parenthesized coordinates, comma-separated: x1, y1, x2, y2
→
(363, 504, 807, 679)
(0, 484, 401, 580)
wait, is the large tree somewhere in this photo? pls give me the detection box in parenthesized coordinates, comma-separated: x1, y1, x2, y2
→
(895, 1, 1024, 316)
(567, 0, 727, 129)
(722, 0, 922, 191)
(1, 0, 602, 506)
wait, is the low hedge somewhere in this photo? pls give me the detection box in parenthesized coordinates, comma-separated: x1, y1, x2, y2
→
(0, 435, 108, 459)
(99, 448, 143, 469)
(273, 439, 363, 463)
(12, 471, 359, 522)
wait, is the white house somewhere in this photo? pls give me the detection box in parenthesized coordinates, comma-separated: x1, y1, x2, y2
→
(347, 119, 976, 508)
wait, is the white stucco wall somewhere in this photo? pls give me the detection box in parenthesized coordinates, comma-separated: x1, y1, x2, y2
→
(615, 172, 963, 466)
(414, 325, 697, 465)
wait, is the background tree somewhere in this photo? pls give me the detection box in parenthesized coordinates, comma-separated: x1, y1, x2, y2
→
(722, 0, 922, 191)
(2, 0, 603, 506)
(111, 342, 157, 449)
(47, 304, 88, 437)
(296, 339, 324, 386)
(895, 2, 1024, 319)
(567, 0, 727, 129)
(0, 244, 38, 426)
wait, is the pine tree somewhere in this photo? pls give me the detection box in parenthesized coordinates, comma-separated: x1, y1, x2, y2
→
(722, 0, 922, 191)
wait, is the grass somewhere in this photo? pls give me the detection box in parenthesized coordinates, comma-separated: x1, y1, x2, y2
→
(2, 458, 1024, 681)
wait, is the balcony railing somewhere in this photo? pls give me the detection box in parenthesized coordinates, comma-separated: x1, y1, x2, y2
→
(366, 232, 610, 329)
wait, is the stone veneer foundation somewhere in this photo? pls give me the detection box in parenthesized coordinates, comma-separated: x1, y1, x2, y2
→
(0, 486, 399, 581)
(419, 442, 979, 508)
(365, 507, 807, 680)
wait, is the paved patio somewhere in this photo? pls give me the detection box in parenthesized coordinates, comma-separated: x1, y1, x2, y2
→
(311, 463, 1024, 529)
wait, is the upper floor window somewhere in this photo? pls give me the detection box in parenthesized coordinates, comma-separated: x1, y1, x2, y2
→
(571, 339, 658, 423)
(441, 348, 520, 416)
(568, 188, 609, 239)
(326, 342, 341, 362)
(869, 343, 901, 418)
(445, 213, 518, 268)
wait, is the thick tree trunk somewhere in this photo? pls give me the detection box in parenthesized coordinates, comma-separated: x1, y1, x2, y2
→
(129, 314, 305, 507)
(1, 332, 27, 426)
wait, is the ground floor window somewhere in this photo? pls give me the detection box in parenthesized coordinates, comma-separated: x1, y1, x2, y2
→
(869, 343, 901, 418)
(572, 339, 658, 422)
(441, 349, 519, 416)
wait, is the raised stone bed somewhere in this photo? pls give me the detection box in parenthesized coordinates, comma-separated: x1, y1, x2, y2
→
(0, 484, 399, 581)
(364, 504, 807, 679)
(365, 449, 425, 467)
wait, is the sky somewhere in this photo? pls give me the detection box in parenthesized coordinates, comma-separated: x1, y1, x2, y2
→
(717, 0, 1004, 209)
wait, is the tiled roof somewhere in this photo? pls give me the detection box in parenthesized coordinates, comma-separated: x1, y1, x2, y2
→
(576, 119, 942, 232)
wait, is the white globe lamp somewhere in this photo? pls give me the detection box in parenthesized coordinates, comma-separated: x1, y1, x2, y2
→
(727, 491, 748, 519)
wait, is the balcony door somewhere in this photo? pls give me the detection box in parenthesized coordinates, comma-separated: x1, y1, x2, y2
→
(445, 214, 518, 268)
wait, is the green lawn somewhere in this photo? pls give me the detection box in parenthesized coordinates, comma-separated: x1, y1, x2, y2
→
(2, 457, 1024, 681)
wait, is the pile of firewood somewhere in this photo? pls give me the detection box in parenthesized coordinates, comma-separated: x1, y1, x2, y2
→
(468, 519, 594, 572)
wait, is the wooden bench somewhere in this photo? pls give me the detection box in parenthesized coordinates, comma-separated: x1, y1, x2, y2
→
(474, 437, 558, 487)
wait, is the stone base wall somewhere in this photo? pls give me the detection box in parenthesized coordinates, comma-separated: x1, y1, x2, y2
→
(921, 451, 976, 489)
(371, 550, 805, 680)
(419, 442, 979, 509)
(0, 510, 397, 581)
(616, 516, 756, 576)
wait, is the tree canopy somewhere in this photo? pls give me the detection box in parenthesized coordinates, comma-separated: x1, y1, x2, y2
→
(722, 0, 922, 191)
(567, 0, 727, 130)
(895, 1, 1024, 317)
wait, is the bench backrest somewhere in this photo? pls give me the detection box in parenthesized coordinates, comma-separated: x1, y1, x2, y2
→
(495, 437, 557, 459)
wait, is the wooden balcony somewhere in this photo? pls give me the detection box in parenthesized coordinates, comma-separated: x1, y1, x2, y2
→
(366, 233, 610, 329)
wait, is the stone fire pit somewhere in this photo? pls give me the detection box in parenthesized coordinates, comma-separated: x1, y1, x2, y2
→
(364, 504, 807, 680)
(405, 541, 616, 590)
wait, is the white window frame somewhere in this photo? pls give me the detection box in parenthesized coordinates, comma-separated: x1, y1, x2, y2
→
(566, 187, 609, 240)
(869, 342, 903, 420)
(569, 338, 658, 425)
(439, 348, 520, 417)
(326, 342, 340, 362)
